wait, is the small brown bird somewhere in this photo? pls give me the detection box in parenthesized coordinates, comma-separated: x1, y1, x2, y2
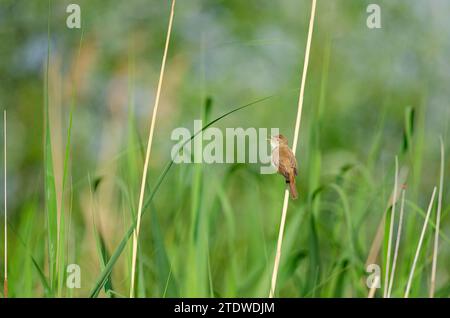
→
(270, 134, 298, 199)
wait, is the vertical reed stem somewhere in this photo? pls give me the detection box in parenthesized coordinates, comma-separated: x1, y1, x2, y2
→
(404, 187, 437, 298)
(387, 188, 406, 298)
(368, 276, 379, 298)
(430, 137, 444, 297)
(384, 156, 398, 297)
(130, 0, 176, 297)
(269, 0, 316, 298)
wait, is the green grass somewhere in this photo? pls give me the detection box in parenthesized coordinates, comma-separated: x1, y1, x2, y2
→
(1, 0, 449, 299)
(43, 0, 58, 295)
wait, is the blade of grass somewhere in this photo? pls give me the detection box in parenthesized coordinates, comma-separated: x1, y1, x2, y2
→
(384, 156, 398, 298)
(88, 174, 114, 297)
(306, 262, 350, 298)
(98, 233, 114, 296)
(93, 214, 114, 297)
(331, 259, 350, 297)
(387, 188, 406, 297)
(44, 0, 57, 294)
(56, 27, 84, 298)
(150, 203, 179, 297)
(430, 137, 444, 297)
(405, 201, 450, 246)
(404, 187, 437, 298)
(216, 183, 238, 297)
(329, 183, 361, 295)
(365, 167, 408, 267)
(303, 38, 331, 295)
(7, 219, 51, 295)
(329, 184, 357, 256)
(130, 0, 176, 297)
(185, 96, 210, 297)
(207, 247, 214, 297)
(162, 267, 173, 298)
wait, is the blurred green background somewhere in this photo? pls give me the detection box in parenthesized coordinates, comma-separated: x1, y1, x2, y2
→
(0, 0, 449, 297)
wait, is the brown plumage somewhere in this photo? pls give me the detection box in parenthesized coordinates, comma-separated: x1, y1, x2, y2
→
(270, 134, 298, 199)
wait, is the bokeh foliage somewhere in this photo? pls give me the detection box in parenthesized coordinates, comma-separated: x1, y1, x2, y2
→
(0, 0, 449, 297)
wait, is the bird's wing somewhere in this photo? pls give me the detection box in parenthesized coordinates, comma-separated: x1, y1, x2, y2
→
(282, 147, 297, 175)
(277, 147, 293, 180)
(287, 148, 298, 176)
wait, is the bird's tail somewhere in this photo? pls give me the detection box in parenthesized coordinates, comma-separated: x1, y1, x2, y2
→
(288, 175, 298, 200)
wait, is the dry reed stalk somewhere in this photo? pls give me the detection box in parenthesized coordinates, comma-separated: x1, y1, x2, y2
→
(368, 275, 379, 298)
(3, 110, 6, 298)
(387, 188, 406, 298)
(130, 0, 176, 297)
(384, 157, 398, 298)
(365, 167, 408, 267)
(404, 187, 437, 298)
(430, 137, 444, 298)
(269, 0, 316, 298)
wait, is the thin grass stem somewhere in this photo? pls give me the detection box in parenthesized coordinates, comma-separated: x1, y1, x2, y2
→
(387, 188, 406, 298)
(430, 137, 444, 297)
(130, 0, 176, 297)
(404, 187, 437, 298)
(384, 156, 398, 298)
(269, 0, 316, 298)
